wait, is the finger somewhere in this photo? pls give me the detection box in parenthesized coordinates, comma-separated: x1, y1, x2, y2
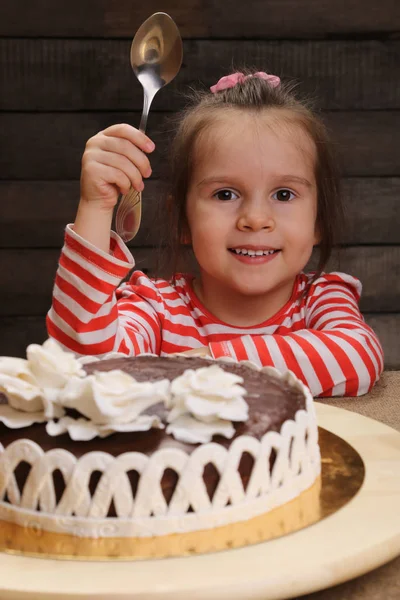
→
(101, 124, 155, 153)
(99, 135, 152, 180)
(88, 148, 145, 192)
(97, 164, 133, 196)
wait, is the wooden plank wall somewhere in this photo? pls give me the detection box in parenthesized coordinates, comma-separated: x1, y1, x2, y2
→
(0, 1, 399, 367)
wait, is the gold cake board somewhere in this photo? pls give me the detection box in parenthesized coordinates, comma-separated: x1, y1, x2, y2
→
(0, 477, 323, 559)
(0, 403, 399, 599)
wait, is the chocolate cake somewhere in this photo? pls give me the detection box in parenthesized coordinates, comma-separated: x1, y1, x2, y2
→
(0, 344, 321, 559)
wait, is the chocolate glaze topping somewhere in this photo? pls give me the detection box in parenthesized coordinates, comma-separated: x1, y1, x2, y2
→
(0, 355, 305, 456)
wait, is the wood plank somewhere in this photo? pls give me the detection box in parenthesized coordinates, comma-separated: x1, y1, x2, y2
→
(0, 112, 399, 180)
(0, 317, 48, 359)
(325, 112, 400, 177)
(0, 0, 398, 38)
(1, 39, 400, 111)
(0, 246, 398, 316)
(342, 178, 400, 244)
(1, 178, 399, 248)
(1, 314, 398, 368)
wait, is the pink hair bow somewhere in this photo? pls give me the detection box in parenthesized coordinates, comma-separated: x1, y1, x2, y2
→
(210, 71, 281, 94)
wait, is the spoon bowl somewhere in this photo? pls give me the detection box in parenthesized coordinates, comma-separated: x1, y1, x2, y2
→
(115, 13, 183, 242)
(131, 14, 183, 88)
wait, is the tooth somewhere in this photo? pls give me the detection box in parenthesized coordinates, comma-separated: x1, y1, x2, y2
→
(255, 250, 263, 256)
(241, 249, 248, 255)
(247, 250, 256, 256)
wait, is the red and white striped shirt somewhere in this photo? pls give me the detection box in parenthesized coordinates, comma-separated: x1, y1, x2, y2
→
(47, 225, 384, 398)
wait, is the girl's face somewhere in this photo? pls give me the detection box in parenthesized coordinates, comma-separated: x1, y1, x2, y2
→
(186, 111, 319, 324)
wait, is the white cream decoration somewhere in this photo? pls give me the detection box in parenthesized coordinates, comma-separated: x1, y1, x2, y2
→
(166, 414, 235, 444)
(47, 416, 106, 440)
(0, 345, 67, 427)
(168, 364, 248, 422)
(166, 365, 249, 443)
(27, 338, 86, 389)
(0, 340, 167, 438)
(0, 360, 66, 428)
(0, 373, 44, 413)
(41, 388, 66, 420)
(0, 356, 37, 383)
(0, 341, 249, 442)
(0, 356, 44, 415)
(42, 369, 168, 439)
(58, 370, 169, 424)
(47, 414, 163, 441)
(0, 403, 47, 428)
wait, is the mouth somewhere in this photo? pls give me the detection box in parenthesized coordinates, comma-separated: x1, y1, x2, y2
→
(228, 247, 280, 257)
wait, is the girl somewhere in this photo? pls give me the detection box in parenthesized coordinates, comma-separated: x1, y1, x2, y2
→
(47, 70, 384, 397)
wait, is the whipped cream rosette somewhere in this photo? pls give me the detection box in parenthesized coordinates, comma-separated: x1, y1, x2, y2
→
(0, 360, 47, 427)
(0, 357, 43, 412)
(166, 364, 249, 443)
(47, 369, 170, 440)
(0, 339, 81, 428)
(27, 338, 86, 389)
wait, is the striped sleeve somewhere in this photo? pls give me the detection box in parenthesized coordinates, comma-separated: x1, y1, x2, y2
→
(46, 225, 163, 356)
(209, 273, 384, 397)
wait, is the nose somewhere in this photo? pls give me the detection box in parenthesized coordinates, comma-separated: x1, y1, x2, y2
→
(236, 197, 275, 232)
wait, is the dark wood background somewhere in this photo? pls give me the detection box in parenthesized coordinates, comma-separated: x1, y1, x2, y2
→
(0, 1, 399, 367)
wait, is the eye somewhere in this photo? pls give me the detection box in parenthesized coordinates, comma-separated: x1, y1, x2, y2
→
(273, 189, 296, 202)
(214, 189, 239, 201)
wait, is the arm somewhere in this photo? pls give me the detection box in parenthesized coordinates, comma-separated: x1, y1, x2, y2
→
(209, 274, 384, 397)
(47, 123, 160, 356)
(46, 225, 163, 356)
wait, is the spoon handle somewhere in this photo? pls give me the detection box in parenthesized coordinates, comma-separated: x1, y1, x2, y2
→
(139, 89, 154, 133)
(115, 90, 155, 242)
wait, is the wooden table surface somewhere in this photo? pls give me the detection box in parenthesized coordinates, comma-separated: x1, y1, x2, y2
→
(301, 371, 400, 600)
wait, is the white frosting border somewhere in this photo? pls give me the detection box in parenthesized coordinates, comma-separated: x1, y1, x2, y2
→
(0, 359, 320, 539)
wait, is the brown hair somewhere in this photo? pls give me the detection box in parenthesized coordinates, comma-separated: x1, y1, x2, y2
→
(157, 69, 344, 282)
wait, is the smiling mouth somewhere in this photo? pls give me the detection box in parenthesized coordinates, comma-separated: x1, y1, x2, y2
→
(228, 248, 280, 256)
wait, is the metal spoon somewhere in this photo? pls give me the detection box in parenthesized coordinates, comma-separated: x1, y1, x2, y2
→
(115, 12, 183, 242)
